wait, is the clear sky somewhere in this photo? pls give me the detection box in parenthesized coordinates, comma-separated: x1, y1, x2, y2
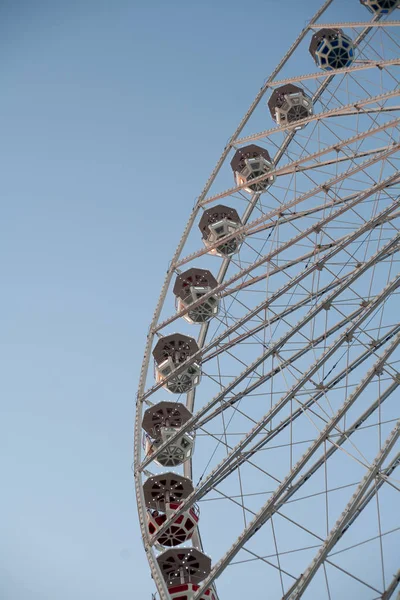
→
(0, 1, 366, 599)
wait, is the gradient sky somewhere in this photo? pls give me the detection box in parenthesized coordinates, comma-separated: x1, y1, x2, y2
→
(0, 1, 364, 599)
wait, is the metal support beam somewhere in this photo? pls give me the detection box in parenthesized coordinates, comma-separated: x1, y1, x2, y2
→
(140, 193, 400, 418)
(268, 59, 400, 89)
(133, 7, 396, 599)
(149, 272, 400, 543)
(199, 119, 400, 208)
(234, 90, 400, 146)
(177, 144, 400, 267)
(382, 569, 400, 600)
(310, 21, 400, 29)
(191, 335, 400, 599)
(202, 327, 400, 470)
(284, 423, 400, 600)
(140, 223, 400, 480)
(198, 305, 364, 427)
(210, 238, 400, 363)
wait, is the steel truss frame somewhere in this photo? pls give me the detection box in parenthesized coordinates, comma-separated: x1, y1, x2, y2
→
(134, 2, 400, 599)
(192, 335, 400, 599)
(141, 188, 400, 413)
(148, 268, 400, 539)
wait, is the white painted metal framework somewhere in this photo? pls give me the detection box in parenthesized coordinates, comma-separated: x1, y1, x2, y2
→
(134, 2, 400, 598)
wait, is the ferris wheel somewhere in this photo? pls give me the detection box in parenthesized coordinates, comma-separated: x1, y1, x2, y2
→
(134, 1, 400, 599)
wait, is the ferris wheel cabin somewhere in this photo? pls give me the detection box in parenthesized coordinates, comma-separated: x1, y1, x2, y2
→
(309, 28, 356, 71)
(143, 472, 194, 511)
(360, 0, 400, 13)
(144, 473, 199, 547)
(230, 144, 275, 193)
(198, 204, 243, 257)
(142, 401, 194, 467)
(153, 334, 201, 394)
(173, 268, 219, 324)
(268, 83, 313, 129)
(157, 547, 212, 585)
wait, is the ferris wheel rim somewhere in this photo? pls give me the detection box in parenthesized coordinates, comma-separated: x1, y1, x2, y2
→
(134, 3, 400, 599)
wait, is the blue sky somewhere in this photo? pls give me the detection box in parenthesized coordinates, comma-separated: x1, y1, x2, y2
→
(0, 1, 368, 599)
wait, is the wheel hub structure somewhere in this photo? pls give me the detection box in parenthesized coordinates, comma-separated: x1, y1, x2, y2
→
(134, 2, 400, 599)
